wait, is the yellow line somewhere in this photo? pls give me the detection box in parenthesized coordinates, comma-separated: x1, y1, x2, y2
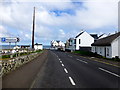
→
(0, 58, 10, 60)
(79, 56, 120, 68)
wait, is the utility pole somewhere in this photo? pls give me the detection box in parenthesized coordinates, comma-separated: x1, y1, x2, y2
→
(32, 7, 35, 49)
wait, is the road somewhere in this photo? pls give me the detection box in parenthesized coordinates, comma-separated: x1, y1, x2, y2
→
(32, 50, 120, 88)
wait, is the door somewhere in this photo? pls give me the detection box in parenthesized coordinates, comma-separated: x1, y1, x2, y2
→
(104, 47, 106, 57)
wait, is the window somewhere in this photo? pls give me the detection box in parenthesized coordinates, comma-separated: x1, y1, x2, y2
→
(79, 39, 81, 44)
(107, 48, 109, 56)
(74, 39, 76, 44)
(100, 48, 102, 54)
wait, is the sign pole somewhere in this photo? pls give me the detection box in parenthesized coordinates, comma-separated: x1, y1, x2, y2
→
(15, 42, 17, 57)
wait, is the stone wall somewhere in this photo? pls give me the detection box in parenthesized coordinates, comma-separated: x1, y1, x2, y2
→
(0, 52, 41, 76)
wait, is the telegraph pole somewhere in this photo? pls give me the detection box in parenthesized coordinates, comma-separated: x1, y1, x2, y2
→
(32, 7, 35, 49)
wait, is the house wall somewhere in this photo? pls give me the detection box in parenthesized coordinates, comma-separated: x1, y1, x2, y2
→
(75, 32, 94, 50)
(34, 45, 43, 50)
(111, 36, 120, 58)
(92, 46, 112, 58)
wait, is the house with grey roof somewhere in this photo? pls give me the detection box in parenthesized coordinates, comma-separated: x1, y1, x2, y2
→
(65, 38, 75, 51)
(91, 32, 120, 58)
(75, 31, 95, 51)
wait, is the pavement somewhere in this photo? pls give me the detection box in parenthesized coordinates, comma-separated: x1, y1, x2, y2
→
(32, 50, 120, 88)
(2, 50, 48, 88)
(2, 50, 120, 88)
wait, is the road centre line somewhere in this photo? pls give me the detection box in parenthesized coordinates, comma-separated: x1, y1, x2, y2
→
(99, 67, 120, 78)
(62, 64, 64, 67)
(69, 77, 76, 86)
(64, 68, 68, 73)
(60, 61, 62, 63)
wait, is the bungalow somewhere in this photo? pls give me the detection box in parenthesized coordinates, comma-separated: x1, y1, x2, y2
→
(91, 32, 120, 58)
(34, 43, 43, 50)
(75, 31, 95, 51)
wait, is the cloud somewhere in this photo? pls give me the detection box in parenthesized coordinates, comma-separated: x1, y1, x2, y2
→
(0, 0, 118, 45)
(0, 25, 11, 37)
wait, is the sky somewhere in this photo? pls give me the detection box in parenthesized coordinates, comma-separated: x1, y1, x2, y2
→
(0, 0, 119, 45)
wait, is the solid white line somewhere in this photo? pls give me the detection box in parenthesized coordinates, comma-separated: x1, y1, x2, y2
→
(69, 77, 76, 85)
(99, 67, 120, 78)
(62, 64, 64, 67)
(64, 68, 68, 73)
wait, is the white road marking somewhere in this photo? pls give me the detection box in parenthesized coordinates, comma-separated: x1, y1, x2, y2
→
(69, 56, 72, 57)
(64, 68, 68, 73)
(99, 67, 120, 78)
(59, 58, 61, 61)
(69, 77, 76, 86)
(60, 61, 62, 63)
(77, 59, 88, 64)
(62, 64, 64, 67)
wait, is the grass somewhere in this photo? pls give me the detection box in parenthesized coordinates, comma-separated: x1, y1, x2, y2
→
(73, 50, 120, 62)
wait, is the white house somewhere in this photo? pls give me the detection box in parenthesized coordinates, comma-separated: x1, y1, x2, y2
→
(98, 33, 107, 39)
(34, 43, 43, 50)
(51, 40, 58, 47)
(51, 40, 65, 47)
(75, 31, 95, 51)
(11, 46, 20, 53)
(65, 38, 75, 51)
(91, 32, 120, 58)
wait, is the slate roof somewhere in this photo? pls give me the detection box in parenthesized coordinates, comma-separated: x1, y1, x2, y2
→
(35, 43, 42, 45)
(91, 32, 120, 46)
(75, 32, 84, 38)
(90, 34, 98, 40)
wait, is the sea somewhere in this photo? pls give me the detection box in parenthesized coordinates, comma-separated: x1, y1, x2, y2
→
(0, 45, 51, 50)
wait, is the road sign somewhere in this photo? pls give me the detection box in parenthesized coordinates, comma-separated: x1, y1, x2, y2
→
(1, 37, 20, 43)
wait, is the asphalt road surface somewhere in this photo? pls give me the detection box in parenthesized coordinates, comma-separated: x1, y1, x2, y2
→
(32, 50, 120, 88)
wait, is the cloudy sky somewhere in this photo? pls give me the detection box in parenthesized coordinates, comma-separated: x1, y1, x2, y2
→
(0, 0, 119, 45)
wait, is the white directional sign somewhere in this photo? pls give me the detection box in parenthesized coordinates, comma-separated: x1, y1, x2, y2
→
(1, 37, 20, 43)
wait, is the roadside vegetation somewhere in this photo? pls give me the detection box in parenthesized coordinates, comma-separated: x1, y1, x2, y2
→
(73, 50, 120, 62)
(0, 50, 43, 60)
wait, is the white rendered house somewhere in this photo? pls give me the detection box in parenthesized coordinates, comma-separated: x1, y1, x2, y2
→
(75, 31, 95, 51)
(91, 32, 120, 58)
(34, 43, 43, 50)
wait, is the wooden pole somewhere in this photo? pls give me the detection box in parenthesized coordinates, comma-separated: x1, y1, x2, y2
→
(32, 7, 35, 49)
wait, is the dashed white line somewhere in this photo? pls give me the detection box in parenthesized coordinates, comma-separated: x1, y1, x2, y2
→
(59, 58, 61, 61)
(64, 68, 68, 73)
(99, 67, 120, 78)
(60, 61, 62, 63)
(62, 64, 64, 67)
(69, 56, 72, 57)
(77, 59, 88, 64)
(69, 77, 76, 86)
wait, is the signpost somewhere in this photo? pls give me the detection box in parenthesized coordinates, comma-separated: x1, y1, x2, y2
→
(1, 37, 20, 58)
(1, 37, 20, 43)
